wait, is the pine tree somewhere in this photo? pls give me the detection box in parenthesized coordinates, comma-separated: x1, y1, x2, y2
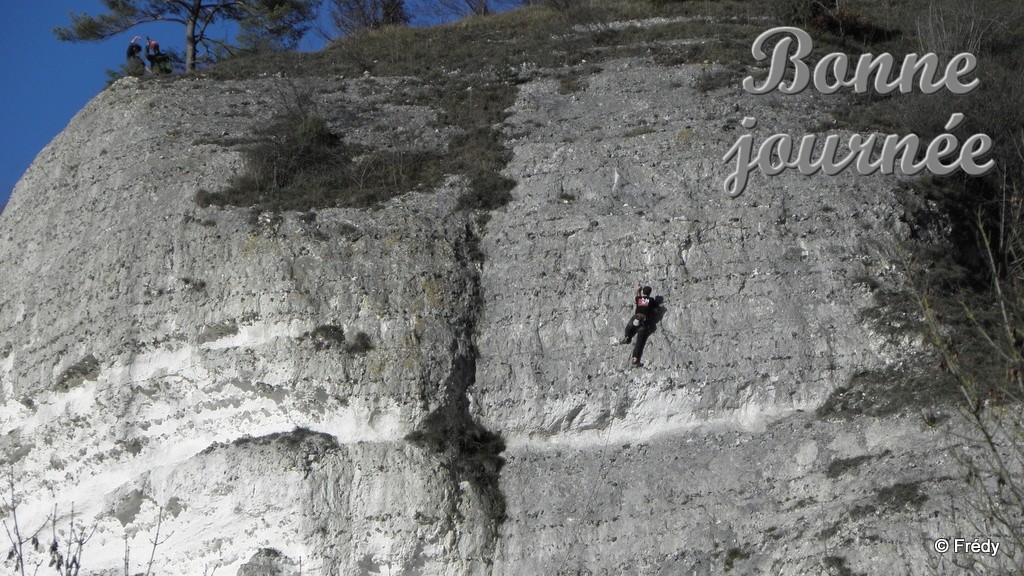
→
(53, 0, 319, 71)
(328, 0, 410, 36)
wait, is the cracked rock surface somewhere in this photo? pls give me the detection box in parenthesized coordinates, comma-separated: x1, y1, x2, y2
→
(0, 58, 962, 575)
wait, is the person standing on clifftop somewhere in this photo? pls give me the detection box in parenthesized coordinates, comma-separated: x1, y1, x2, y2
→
(620, 283, 662, 367)
(126, 35, 146, 74)
(145, 37, 171, 74)
(127, 36, 143, 65)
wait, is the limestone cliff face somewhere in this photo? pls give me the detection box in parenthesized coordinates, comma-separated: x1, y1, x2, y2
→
(1, 53, 959, 574)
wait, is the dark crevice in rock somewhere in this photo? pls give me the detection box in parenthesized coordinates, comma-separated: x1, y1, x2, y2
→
(407, 220, 506, 566)
(56, 354, 100, 391)
(407, 368, 507, 564)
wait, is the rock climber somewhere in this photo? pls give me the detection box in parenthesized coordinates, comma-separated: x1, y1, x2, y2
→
(620, 282, 661, 367)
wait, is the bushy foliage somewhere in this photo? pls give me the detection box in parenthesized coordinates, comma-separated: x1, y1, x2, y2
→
(104, 59, 146, 86)
(198, 110, 444, 212)
(236, 0, 318, 52)
(327, 0, 410, 36)
(814, 0, 1024, 568)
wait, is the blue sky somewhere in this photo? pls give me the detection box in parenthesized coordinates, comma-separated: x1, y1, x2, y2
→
(1, 3, 178, 210)
(0, 1, 458, 212)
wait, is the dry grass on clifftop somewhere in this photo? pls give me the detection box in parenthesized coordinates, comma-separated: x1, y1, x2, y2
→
(194, 0, 775, 213)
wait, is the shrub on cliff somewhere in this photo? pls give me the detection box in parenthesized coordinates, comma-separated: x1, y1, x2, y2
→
(197, 85, 444, 212)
